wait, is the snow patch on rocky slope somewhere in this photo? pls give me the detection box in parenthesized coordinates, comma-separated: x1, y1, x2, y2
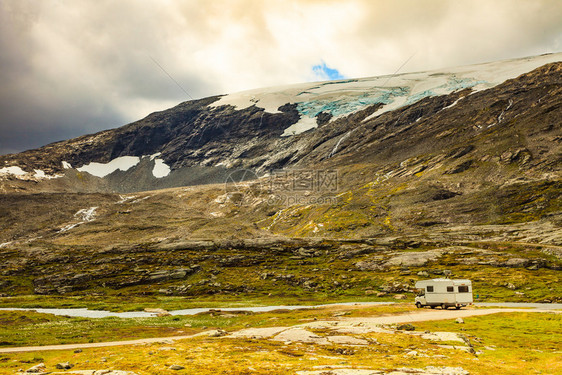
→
(152, 158, 171, 178)
(0, 166, 27, 176)
(0, 166, 62, 180)
(58, 207, 98, 233)
(77, 156, 140, 178)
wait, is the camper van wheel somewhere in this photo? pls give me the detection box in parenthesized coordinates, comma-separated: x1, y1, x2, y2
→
(441, 304, 447, 310)
(430, 305, 436, 309)
(416, 302, 422, 309)
(455, 306, 461, 310)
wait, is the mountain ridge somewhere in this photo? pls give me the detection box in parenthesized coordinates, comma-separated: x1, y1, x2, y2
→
(1, 53, 561, 193)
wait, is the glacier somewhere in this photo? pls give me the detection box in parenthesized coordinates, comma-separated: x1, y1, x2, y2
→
(210, 53, 562, 136)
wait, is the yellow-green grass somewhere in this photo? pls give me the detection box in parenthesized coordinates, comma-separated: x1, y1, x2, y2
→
(0, 310, 559, 375)
(0, 304, 416, 348)
(413, 312, 562, 374)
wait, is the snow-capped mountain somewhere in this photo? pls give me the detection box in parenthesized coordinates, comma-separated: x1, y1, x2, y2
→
(0, 52, 561, 193)
(211, 53, 561, 135)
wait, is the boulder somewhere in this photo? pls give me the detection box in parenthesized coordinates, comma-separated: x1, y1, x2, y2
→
(303, 280, 317, 289)
(208, 329, 228, 337)
(380, 282, 412, 293)
(25, 363, 45, 373)
(148, 269, 189, 281)
(296, 247, 315, 257)
(354, 260, 384, 271)
(56, 362, 73, 370)
(144, 308, 171, 317)
(384, 250, 442, 267)
(505, 258, 529, 268)
(397, 323, 415, 331)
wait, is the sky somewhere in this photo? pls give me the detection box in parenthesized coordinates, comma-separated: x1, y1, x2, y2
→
(1, 0, 561, 155)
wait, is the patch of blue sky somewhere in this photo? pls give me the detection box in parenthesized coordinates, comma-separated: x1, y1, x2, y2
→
(312, 61, 346, 81)
(297, 86, 409, 118)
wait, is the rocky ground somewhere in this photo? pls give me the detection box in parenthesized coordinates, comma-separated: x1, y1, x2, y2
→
(2, 233, 561, 302)
(0, 62, 560, 303)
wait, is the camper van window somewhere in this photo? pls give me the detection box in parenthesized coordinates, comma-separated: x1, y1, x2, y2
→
(458, 285, 469, 293)
(426, 286, 434, 292)
(447, 286, 454, 292)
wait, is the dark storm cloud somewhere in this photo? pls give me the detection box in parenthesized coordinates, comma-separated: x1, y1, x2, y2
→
(1, 0, 561, 155)
(0, 1, 214, 155)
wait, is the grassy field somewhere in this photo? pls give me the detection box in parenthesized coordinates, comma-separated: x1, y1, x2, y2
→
(0, 304, 415, 347)
(0, 305, 559, 375)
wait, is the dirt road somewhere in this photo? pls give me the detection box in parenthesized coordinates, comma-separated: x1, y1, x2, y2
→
(1, 307, 557, 354)
(0, 335, 200, 354)
(303, 307, 557, 329)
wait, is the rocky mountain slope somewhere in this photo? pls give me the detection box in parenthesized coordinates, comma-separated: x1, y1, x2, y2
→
(0, 53, 560, 193)
(0, 53, 560, 301)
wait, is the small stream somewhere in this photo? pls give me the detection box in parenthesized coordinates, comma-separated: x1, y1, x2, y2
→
(1, 302, 559, 319)
(0, 302, 394, 319)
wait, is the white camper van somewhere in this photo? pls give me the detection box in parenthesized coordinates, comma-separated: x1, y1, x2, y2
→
(414, 279, 473, 309)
